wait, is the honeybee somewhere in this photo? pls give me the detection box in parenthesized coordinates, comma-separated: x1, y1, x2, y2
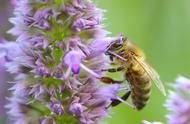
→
(100, 35, 166, 110)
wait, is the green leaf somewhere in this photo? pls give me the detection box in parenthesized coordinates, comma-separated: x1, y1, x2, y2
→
(55, 0, 62, 5)
(53, 46, 64, 65)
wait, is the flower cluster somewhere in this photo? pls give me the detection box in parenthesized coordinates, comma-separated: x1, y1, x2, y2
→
(165, 76, 190, 124)
(2, 0, 124, 124)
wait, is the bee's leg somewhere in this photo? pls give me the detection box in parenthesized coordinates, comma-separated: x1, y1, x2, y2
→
(100, 67, 124, 84)
(107, 50, 128, 61)
(100, 77, 124, 84)
(111, 91, 131, 107)
(111, 91, 136, 109)
(101, 66, 124, 73)
(109, 62, 117, 65)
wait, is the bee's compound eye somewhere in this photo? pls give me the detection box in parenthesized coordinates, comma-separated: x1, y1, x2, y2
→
(116, 40, 122, 45)
(112, 40, 122, 48)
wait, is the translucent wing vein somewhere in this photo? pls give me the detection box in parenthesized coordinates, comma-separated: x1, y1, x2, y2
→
(133, 56, 166, 96)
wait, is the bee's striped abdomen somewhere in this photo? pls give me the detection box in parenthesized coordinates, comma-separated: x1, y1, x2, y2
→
(125, 63, 152, 110)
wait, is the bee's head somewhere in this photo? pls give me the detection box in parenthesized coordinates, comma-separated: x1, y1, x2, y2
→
(106, 35, 127, 52)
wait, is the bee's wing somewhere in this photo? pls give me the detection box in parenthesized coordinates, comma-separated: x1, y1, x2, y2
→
(133, 56, 166, 96)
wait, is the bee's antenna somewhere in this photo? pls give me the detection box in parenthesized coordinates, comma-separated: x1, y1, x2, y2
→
(106, 50, 127, 62)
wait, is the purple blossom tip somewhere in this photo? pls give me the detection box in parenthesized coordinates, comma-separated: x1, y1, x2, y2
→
(175, 76, 190, 91)
(165, 76, 190, 124)
(69, 103, 86, 116)
(0, 41, 22, 61)
(87, 38, 114, 57)
(97, 84, 120, 99)
(63, 51, 82, 75)
(49, 98, 64, 116)
(71, 63, 81, 74)
(42, 117, 56, 124)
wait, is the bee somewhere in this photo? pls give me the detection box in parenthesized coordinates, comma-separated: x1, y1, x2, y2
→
(100, 35, 166, 110)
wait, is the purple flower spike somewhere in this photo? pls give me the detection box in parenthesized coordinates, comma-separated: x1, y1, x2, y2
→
(165, 76, 190, 124)
(3, 0, 124, 123)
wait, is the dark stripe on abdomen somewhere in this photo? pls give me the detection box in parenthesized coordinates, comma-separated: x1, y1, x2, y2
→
(125, 66, 151, 110)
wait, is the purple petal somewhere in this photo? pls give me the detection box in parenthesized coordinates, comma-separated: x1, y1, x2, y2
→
(71, 63, 80, 74)
(63, 51, 82, 74)
(96, 84, 120, 99)
(49, 98, 64, 116)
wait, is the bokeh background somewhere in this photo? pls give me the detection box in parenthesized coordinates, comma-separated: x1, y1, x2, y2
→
(0, 0, 190, 124)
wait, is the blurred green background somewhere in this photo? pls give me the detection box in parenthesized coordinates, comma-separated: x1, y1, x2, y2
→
(98, 0, 190, 124)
